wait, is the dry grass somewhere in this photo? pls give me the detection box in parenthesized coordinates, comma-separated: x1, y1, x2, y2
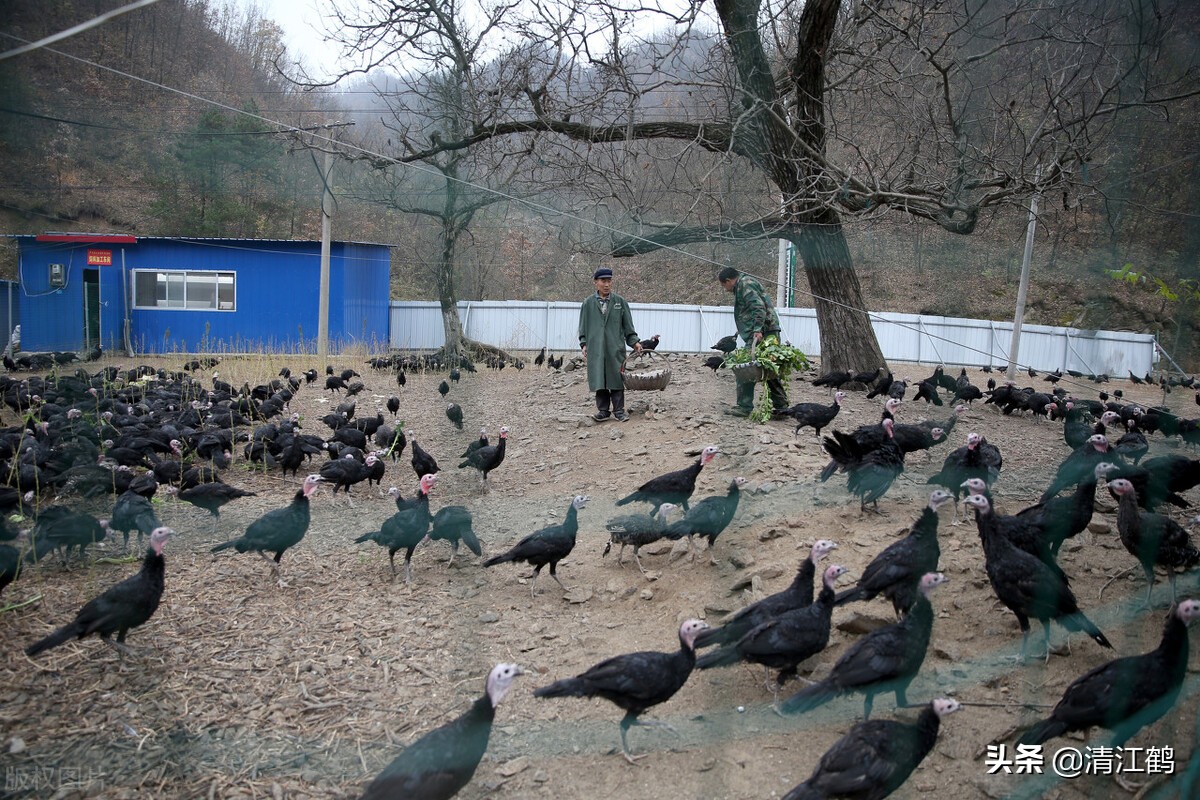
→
(1, 353, 1199, 799)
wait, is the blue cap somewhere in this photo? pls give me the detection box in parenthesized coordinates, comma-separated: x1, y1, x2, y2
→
(593, 267, 613, 280)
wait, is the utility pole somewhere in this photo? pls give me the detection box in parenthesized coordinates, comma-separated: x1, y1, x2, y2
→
(296, 121, 353, 359)
(1006, 168, 1041, 381)
(776, 239, 789, 308)
(317, 147, 333, 360)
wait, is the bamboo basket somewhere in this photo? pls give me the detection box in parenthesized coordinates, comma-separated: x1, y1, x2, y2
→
(730, 341, 767, 383)
(623, 351, 672, 391)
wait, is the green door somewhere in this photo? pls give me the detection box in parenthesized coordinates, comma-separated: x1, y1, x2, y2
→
(84, 269, 100, 349)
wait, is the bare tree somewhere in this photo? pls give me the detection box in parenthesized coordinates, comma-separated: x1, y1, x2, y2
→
(350, 130, 516, 360)
(322, 1, 581, 361)
(316, 0, 1199, 370)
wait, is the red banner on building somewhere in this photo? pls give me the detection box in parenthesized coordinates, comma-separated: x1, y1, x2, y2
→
(87, 249, 113, 266)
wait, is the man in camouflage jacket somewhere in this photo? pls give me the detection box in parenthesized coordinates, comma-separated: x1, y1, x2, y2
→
(718, 267, 788, 416)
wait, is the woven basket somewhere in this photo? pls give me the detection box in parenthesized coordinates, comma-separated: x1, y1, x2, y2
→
(730, 362, 766, 382)
(623, 351, 672, 391)
(730, 341, 767, 383)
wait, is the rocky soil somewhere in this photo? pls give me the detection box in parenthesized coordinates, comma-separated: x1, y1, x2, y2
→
(0, 352, 1198, 800)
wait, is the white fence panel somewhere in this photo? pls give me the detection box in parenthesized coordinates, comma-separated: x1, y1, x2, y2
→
(388, 303, 444, 350)
(388, 300, 1157, 374)
(778, 308, 822, 356)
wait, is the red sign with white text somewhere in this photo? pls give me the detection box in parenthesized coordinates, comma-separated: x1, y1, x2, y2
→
(87, 249, 112, 266)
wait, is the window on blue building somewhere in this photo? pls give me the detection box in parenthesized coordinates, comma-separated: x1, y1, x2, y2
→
(133, 270, 236, 311)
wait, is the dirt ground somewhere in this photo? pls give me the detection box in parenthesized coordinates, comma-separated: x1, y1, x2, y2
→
(1, 352, 1198, 800)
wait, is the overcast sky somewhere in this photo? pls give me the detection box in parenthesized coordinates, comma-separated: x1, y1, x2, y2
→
(241, 0, 349, 80)
(236, 0, 698, 82)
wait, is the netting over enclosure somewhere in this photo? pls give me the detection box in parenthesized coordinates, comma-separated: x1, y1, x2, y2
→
(5, 0, 1200, 796)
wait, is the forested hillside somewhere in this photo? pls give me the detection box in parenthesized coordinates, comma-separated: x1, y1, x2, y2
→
(1, 1, 1198, 363)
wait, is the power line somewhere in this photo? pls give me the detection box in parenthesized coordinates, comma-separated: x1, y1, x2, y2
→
(0, 0, 163, 62)
(0, 106, 333, 136)
(0, 35, 339, 143)
(4, 37, 1188, 381)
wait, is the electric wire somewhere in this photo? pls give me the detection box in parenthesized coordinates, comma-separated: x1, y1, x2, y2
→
(0, 0, 163, 63)
(0, 36, 1185, 385)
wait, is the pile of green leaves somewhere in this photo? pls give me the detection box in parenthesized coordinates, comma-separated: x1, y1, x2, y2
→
(725, 336, 809, 422)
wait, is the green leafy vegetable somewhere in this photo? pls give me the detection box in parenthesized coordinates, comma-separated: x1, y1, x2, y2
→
(725, 336, 809, 423)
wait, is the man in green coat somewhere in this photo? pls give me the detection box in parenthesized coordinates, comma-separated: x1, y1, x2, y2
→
(719, 266, 789, 417)
(579, 267, 642, 421)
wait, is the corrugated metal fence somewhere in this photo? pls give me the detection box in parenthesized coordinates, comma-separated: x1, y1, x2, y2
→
(388, 300, 1157, 375)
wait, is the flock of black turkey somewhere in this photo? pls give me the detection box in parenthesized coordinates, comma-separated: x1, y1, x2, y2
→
(2, 350, 1199, 799)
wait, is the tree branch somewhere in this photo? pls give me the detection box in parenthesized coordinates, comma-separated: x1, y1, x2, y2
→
(609, 217, 793, 257)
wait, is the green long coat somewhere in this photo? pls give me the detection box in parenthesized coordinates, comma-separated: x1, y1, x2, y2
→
(578, 292, 640, 391)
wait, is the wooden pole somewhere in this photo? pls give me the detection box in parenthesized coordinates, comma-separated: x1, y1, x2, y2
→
(318, 148, 333, 359)
(1006, 169, 1041, 380)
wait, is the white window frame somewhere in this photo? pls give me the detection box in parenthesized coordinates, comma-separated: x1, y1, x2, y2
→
(132, 269, 236, 312)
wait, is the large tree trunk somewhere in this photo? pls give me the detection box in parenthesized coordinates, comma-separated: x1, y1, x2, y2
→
(437, 216, 464, 361)
(439, 298, 463, 359)
(784, 0, 884, 374)
(710, 0, 887, 373)
(791, 215, 886, 374)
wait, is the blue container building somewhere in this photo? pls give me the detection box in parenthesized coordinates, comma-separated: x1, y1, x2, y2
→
(9, 234, 391, 354)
